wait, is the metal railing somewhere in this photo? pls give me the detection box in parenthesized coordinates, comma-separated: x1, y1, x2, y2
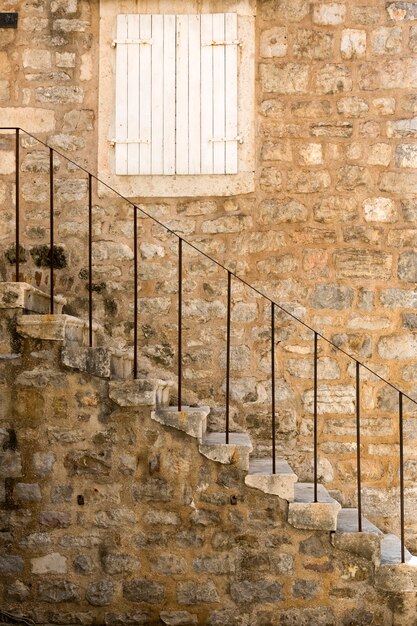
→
(1, 126, 416, 561)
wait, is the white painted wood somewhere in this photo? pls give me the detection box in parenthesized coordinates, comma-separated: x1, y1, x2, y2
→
(151, 14, 164, 175)
(139, 14, 152, 175)
(127, 14, 139, 175)
(176, 14, 189, 175)
(115, 14, 128, 175)
(225, 13, 238, 174)
(163, 14, 176, 175)
(212, 13, 226, 174)
(188, 14, 201, 175)
(201, 13, 213, 175)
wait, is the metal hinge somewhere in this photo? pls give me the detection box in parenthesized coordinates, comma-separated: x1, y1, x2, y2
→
(112, 39, 152, 47)
(209, 136, 243, 144)
(202, 39, 241, 47)
(110, 139, 151, 146)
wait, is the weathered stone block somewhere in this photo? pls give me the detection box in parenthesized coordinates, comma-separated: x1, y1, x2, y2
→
(293, 30, 333, 60)
(260, 198, 308, 223)
(371, 26, 403, 55)
(32, 553, 67, 574)
(142, 510, 180, 526)
(64, 450, 111, 476)
(310, 121, 353, 137)
(230, 580, 283, 603)
(287, 171, 330, 193)
(387, 2, 417, 21)
(260, 27, 287, 58)
(336, 165, 371, 190)
(387, 117, 417, 138)
(310, 285, 353, 310)
(335, 249, 393, 280)
(177, 581, 219, 605)
(378, 334, 417, 358)
(367, 143, 392, 166)
(359, 60, 417, 91)
(314, 196, 357, 223)
(15, 482, 42, 502)
(153, 554, 188, 575)
(37, 580, 80, 603)
(315, 64, 352, 94)
(86, 581, 115, 606)
(303, 385, 355, 414)
(123, 579, 165, 604)
(260, 63, 309, 94)
(40, 511, 71, 528)
(102, 554, 140, 575)
(341, 29, 366, 59)
(337, 97, 368, 116)
(396, 144, 417, 167)
(160, 612, 198, 626)
(313, 3, 346, 25)
(0, 555, 24, 574)
(132, 478, 173, 503)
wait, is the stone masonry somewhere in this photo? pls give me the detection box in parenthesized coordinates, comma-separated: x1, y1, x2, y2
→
(1, 0, 417, 602)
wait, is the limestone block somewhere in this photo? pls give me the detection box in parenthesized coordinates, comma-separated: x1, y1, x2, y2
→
(351, 6, 381, 25)
(315, 64, 352, 94)
(32, 553, 67, 574)
(373, 97, 396, 115)
(336, 165, 371, 190)
(378, 333, 417, 358)
(123, 579, 165, 604)
(298, 143, 323, 165)
(287, 170, 330, 193)
(359, 60, 417, 91)
(337, 96, 369, 116)
(363, 197, 397, 222)
(199, 432, 253, 470)
(0, 555, 24, 574)
(151, 406, 209, 442)
(313, 3, 346, 25)
(37, 581, 80, 603)
(23, 49, 51, 69)
(310, 285, 353, 310)
(310, 122, 353, 137)
(341, 29, 367, 59)
(368, 143, 392, 166)
(371, 26, 403, 55)
(313, 196, 357, 223)
(387, 2, 417, 21)
(260, 198, 307, 223)
(396, 144, 417, 167)
(62, 109, 94, 131)
(288, 483, 341, 531)
(160, 612, 197, 626)
(17, 315, 96, 346)
(260, 27, 287, 58)
(109, 379, 166, 407)
(245, 458, 297, 501)
(335, 249, 393, 280)
(260, 63, 309, 94)
(177, 581, 219, 605)
(387, 117, 417, 138)
(201, 215, 252, 234)
(62, 346, 112, 378)
(86, 581, 115, 607)
(380, 171, 417, 193)
(332, 508, 383, 563)
(303, 384, 355, 415)
(293, 30, 333, 60)
(35, 86, 83, 104)
(230, 579, 283, 603)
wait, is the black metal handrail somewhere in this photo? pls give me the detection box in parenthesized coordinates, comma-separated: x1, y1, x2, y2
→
(1, 126, 416, 558)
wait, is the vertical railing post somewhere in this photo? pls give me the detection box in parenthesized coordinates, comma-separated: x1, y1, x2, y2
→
(313, 332, 318, 502)
(271, 302, 276, 474)
(356, 361, 362, 532)
(15, 128, 20, 282)
(226, 271, 231, 444)
(133, 206, 138, 379)
(399, 392, 405, 563)
(178, 238, 182, 410)
(49, 148, 54, 314)
(88, 173, 93, 348)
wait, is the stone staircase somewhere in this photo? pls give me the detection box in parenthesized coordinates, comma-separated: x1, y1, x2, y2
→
(2, 280, 417, 623)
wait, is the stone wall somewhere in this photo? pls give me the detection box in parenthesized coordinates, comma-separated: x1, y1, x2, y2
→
(1, 0, 417, 547)
(0, 314, 412, 625)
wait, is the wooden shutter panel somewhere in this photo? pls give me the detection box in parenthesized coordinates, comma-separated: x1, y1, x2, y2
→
(114, 13, 239, 176)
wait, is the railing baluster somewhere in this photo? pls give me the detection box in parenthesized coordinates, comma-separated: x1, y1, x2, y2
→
(271, 302, 276, 474)
(49, 148, 54, 314)
(178, 238, 182, 410)
(356, 361, 362, 532)
(399, 391, 405, 563)
(313, 331, 318, 503)
(226, 271, 231, 444)
(88, 173, 93, 348)
(133, 206, 138, 379)
(15, 128, 20, 282)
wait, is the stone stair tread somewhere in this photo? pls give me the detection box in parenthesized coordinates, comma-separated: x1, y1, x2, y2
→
(202, 432, 252, 447)
(336, 508, 383, 535)
(0, 282, 66, 313)
(159, 405, 210, 415)
(294, 482, 337, 505)
(248, 457, 296, 476)
(380, 534, 417, 565)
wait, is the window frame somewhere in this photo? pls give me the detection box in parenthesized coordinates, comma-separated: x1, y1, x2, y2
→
(97, 0, 255, 198)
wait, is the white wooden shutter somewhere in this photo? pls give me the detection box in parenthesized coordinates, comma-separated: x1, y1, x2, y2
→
(114, 13, 239, 176)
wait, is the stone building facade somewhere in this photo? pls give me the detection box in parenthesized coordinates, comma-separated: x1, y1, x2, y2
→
(1, 0, 417, 621)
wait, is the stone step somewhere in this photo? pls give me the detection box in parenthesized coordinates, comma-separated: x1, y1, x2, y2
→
(152, 406, 210, 442)
(331, 508, 383, 563)
(111, 350, 134, 380)
(17, 314, 99, 347)
(244, 458, 298, 501)
(287, 483, 341, 531)
(0, 282, 66, 314)
(108, 378, 173, 408)
(375, 536, 417, 591)
(199, 432, 253, 471)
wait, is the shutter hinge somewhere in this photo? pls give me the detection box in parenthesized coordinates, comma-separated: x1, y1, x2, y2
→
(203, 39, 241, 47)
(110, 139, 151, 146)
(209, 136, 243, 144)
(112, 38, 153, 47)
